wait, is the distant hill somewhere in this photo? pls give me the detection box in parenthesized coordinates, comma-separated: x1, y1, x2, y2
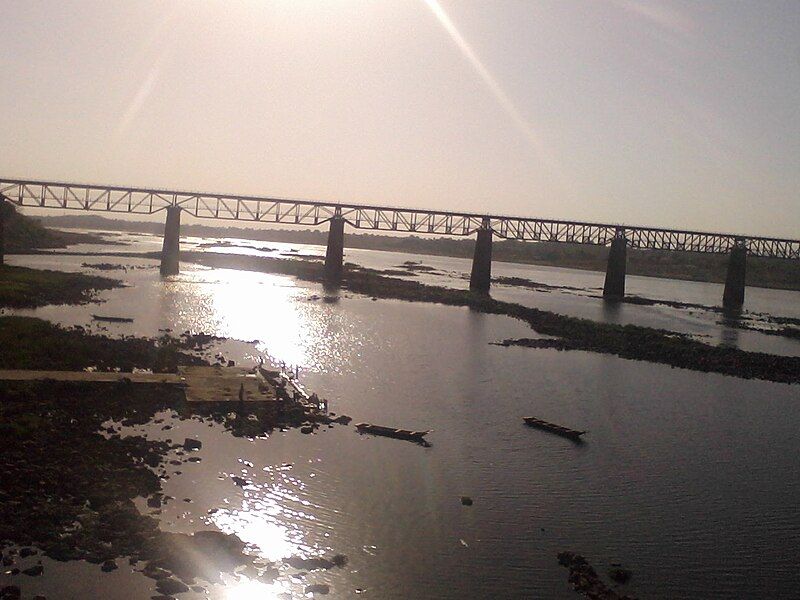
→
(3, 205, 103, 252)
(34, 213, 800, 291)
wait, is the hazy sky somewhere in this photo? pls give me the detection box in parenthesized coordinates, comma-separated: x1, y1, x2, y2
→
(1, 1, 798, 237)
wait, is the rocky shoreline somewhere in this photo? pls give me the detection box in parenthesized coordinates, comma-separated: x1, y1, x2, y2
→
(0, 367, 349, 598)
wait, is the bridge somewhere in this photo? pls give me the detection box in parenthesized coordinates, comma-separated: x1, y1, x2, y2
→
(1, 177, 798, 308)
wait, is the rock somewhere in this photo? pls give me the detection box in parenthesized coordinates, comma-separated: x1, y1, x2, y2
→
(304, 584, 330, 595)
(183, 438, 202, 451)
(331, 554, 348, 567)
(300, 425, 314, 434)
(23, 564, 44, 576)
(142, 564, 173, 580)
(608, 567, 632, 584)
(156, 578, 190, 595)
(147, 496, 162, 508)
(101, 559, 118, 572)
(19, 547, 37, 558)
(0, 586, 21, 600)
(333, 415, 352, 425)
(460, 496, 473, 506)
(231, 476, 249, 487)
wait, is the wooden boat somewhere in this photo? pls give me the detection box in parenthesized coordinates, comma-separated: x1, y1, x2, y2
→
(91, 314, 134, 323)
(355, 422, 430, 442)
(523, 416, 586, 441)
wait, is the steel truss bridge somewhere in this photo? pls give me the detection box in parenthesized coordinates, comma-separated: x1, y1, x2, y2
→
(1, 178, 798, 260)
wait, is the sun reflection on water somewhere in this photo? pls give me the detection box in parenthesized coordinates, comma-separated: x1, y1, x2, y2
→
(224, 577, 289, 600)
(208, 463, 327, 564)
(168, 265, 373, 374)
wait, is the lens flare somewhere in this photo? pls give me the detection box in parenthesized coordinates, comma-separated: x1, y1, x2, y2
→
(422, 0, 567, 190)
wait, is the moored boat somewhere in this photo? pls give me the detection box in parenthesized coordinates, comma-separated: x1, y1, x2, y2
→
(91, 314, 134, 323)
(355, 422, 430, 442)
(523, 416, 586, 441)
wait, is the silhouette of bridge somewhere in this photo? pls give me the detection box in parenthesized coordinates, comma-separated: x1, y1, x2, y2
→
(2, 177, 798, 308)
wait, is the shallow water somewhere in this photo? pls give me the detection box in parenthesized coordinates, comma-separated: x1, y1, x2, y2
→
(4, 233, 800, 599)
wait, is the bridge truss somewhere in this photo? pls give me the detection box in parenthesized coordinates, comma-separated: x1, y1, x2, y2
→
(1, 178, 798, 259)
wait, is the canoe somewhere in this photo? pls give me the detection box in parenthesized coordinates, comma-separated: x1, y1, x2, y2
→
(355, 422, 430, 442)
(523, 416, 586, 441)
(91, 314, 134, 323)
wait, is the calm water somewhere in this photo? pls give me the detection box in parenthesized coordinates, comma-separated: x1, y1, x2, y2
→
(3, 232, 800, 599)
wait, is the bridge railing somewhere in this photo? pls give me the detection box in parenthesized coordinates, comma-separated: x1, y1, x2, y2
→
(2, 178, 799, 259)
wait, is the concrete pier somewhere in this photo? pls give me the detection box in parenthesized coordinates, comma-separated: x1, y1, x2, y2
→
(723, 244, 747, 309)
(469, 225, 493, 292)
(324, 215, 345, 282)
(603, 237, 627, 300)
(160, 205, 182, 276)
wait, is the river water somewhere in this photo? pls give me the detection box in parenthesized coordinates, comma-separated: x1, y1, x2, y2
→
(3, 230, 800, 599)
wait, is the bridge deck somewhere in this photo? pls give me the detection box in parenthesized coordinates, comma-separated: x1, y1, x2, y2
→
(2, 177, 798, 259)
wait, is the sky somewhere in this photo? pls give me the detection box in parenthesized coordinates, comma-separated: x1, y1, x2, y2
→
(0, 0, 798, 237)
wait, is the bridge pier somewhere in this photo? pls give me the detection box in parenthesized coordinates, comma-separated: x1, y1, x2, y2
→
(0, 200, 8, 266)
(723, 244, 747, 309)
(324, 214, 345, 283)
(603, 237, 627, 300)
(469, 223, 493, 292)
(160, 206, 182, 276)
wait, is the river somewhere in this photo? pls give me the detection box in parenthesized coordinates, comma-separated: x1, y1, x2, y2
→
(4, 230, 800, 599)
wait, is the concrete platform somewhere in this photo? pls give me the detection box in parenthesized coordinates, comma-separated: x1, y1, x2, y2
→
(0, 366, 276, 403)
(178, 366, 275, 403)
(0, 370, 182, 384)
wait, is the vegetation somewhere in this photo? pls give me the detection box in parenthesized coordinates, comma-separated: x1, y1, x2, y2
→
(0, 316, 206, 372)
(3, 204, 102, 251)
(0, 264, 121, 308)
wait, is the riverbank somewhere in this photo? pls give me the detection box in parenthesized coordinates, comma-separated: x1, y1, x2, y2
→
(0, 311, 350, 598)
(0, 377, 339, 598)
(0, 265, 121, 308)
(2, 205, 105, 252)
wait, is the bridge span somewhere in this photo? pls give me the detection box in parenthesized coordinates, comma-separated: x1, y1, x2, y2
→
(2, 177, 798, 308)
